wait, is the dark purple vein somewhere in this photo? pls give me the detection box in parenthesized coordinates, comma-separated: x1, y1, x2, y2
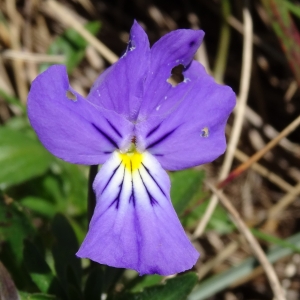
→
(138, 170, 158, 206)
(141, 162, 166, 196)
(146, 127, 178, 149)
(101, 162, 122, 194)
(92, 123, 118, 148)
(106, 119, 122, 138)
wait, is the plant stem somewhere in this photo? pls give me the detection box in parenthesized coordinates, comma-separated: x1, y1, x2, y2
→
(88, 165, 98, 222)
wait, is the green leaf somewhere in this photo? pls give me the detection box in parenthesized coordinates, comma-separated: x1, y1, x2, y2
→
(56, 161, 88, 216)
(129, 274, 162, 293)
(23, 240, 65, 298)
(120, 273, 198, 300)
(0, 128, 53, 189)
(19, 292, 57, 300)
(64, 21, 101, 48)
(20, 197, 56, 218)
(0, 197, 35, 264)
(180, 197, 234, 234)
(205, 202, 235, 234)
(169, 169, 234, 233)
(0, 89, 26, 114)
(5, 116, 30, 131)
(23, 240, 55, 293)
(170, 169, 205, 215)
(0, 261, 19, 300)
(40, 21, 101, 73)
(51, 214, 81, 289)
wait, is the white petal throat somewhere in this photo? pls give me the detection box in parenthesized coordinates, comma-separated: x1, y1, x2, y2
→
(96, 151, 168, 211)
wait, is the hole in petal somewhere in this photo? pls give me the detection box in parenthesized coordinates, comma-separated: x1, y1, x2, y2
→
(167, 64, 184, 87)
(121, 40, 136, 58)
(66, 90, 77, 101)
(128, 39, 136, 51)
(201, 127, 209, 138)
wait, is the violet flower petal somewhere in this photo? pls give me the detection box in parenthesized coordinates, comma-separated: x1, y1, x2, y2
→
(87, 21, 150, 121)
(28, 65, 134, 165)
(76, 151, 199, 275)
(135, 73, 236, 170)
(138, 28, 205, 119)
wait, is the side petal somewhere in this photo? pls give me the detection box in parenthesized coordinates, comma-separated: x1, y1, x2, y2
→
(28, 65, 134, 165)
(138, 29, 205, 119)
(87, 20, 150, 121)
(76, 151, 199, 275)
(135, 73, 236, 170)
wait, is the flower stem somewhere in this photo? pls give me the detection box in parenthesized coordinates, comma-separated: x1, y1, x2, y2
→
(88, 165, 98, 222)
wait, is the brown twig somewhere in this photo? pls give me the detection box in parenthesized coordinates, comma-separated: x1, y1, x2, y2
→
(265, 182, 300, 227)
(234, 149, 293, 193)
(42, 0, 118, 64)
(193, 3, 253, 238)
(6, 0, 28, 104)
(218, 115, 300, 189)
(206, 182, 286, 300)
(2, 50, 65, 63)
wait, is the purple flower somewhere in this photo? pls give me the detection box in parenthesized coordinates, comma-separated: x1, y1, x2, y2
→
(27, 21, 235, 275)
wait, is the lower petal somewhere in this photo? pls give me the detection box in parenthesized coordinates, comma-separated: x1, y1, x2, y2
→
(76, 151, 199, 275)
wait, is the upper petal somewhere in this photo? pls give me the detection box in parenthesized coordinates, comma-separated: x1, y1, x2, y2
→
(135, 71, 236, 170)
(28, 65, 134, 165)
(138, 29, 205, 119)
(77, 151, 199, 275)
(87, 20, 150, 121)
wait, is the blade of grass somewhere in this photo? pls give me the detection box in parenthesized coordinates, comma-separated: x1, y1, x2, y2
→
(213, 0, 231, 83)
(261, 0, 300, 87)
(251, 228, 300, 253)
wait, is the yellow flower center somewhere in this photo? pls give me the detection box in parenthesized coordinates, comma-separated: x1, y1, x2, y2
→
(119, 151, 143, 172)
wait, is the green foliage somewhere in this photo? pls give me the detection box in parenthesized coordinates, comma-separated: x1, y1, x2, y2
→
(0, 89, 26, 114)
(20, 197, 56, 218)
(40, 21, 101, 74)
(170, 169, 205, 215)
(0, 127, 53, 189)
(120, 273, 198, 300)
(19, 293, 57, 300)
(193, 199, 235, 234)
(0, 196, 35, 265)
(23, 240, 66, 298)
(169, 169, 234, 234)
(129, 274, 162, 293)
(51, 214, 81, 289)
